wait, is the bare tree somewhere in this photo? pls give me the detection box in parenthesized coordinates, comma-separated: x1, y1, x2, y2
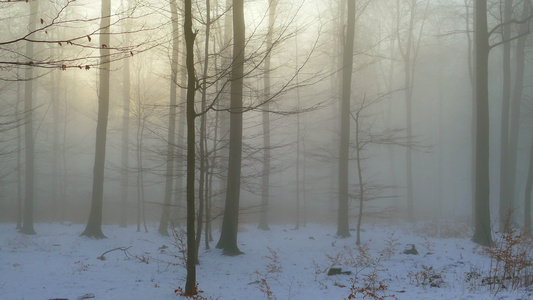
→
(184, 0, 198, 294)
(81, 0, 112, 239)
(216, 0, 245, 255)
(20, 0, 39, 235)
(196, 0, 212, 256)
(158, 0, 180, 236)
(472, 0, 492, 246)
(258, 0, 279, 231)
(120, 0, 132, 229)
(504, 0, 531, 227)
(524, 137, 533, 237)
(498, 0, 513, 230)
(349, 92, 414, 245)
(337, 0, 355, 238)
(395, 0, 429, 222)
(472, 0, 532, 246)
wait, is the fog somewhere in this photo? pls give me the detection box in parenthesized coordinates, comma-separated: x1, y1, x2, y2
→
(1, 0, 532, 237)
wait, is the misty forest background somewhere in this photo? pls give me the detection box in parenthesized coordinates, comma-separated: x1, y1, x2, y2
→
(1, 0, 533, 293)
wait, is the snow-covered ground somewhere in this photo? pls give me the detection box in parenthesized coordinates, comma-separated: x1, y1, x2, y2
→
(0, 221, 531, 300)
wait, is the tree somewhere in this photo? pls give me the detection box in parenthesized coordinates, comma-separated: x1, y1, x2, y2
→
(349, 93, 410, 245)
(353, 98, 365, 245)
(20, 0, 39, 235)
(81, 0, 112, 239)
(524, 137, 533, 237)
(196, 0, 212, 255)
(463, 0, 476, 223)
(472, 0, 492, 246)
(184, 0, 198, 294)
(395, 0, 429, 222)
(337, 0, 355, 238)
(158, 0, 180, 236)
(472, 0, 532, 246)
(295, 35, 302, 230)
(16, 78, 23, 230)
(216, 0, 245, 255)
(132, 61, 153, 234)
(120, 0, 132, 229)
(498, 0, 513, 229)
(504, 0, 531, 227)
(258, 0, 279, 231)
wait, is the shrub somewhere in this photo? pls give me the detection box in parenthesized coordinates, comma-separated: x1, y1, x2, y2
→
(482, 224, 533, 292)
(407, 265, 445, 288)
(347, 274, 396, 300)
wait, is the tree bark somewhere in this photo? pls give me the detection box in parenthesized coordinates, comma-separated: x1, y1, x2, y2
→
(51, 64, 59, 217)
(196, 0, 211, 258)
(20, 0, 39, 235)
(81, 0, 111, 239)
(259, 0, 278, 231)
(472, 0, 493, 246)
(184, 0, 198, 294)
(159, 0, 179, 236)
(172, 37, 187, 226)
(16, 74, 22, 230)
(337, 0, 355, 238)
(499, 0, 513, 230)
(355, 109, 364, 245)
(506, 1, 531, 227)
(216, 0, 245, 254)
(217, 0, 233, 205)
(523, 137, 533, 237)
(396, 0, 417, 222)
(403, 3, 415, 222)
(120, 0, 132, 229)
(295, 39, 301, 231)
(465, 0, 476, 224)
(134, 84, 148, 234)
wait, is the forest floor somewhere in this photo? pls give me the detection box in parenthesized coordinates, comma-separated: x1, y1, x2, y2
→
(1, 221, 532, 299)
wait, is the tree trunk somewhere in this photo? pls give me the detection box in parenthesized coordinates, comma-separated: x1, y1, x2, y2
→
(120, 0, 132, 229)
(16, 75, 22, 230)
(259, 0, 278, 231)
(81, 0, 111, 239)
(196, 0, 211, 259)
(216, 0, 245, 255)
(386, 30, 396, 197)
(472, 0, 493, 246)
(61, 76, 68, 222)
(217, 0, 233, 206)
(172, 37, 187, 226)
(184, 0, 198, 294)
(355, 110, 364, 246)
(136, 71, 142, 233)
(397, 0, 417, 222)
(398, 0, 429, 221)
(437, 45, 443, 214)
(135, 98, 148, 234)
(328, 0, 345, 223)
(159, 0, 179, 236)
(499, 0, 513, 230)
(302, 127, 307, 227)
(464, 0, 476, 224)
(523, 137, 533, 237)
(506, 1, 530, 227)
(51, 67, 59, 217)
(337, 0, 355, 238)
(20, 0, 39, 235)
(141, 121, 148, 233)
(295, 46, 301, 231)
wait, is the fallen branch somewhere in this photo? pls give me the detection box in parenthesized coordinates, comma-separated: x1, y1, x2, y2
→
(97, 246, 132, 260)
(76, 294, 95, 300)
